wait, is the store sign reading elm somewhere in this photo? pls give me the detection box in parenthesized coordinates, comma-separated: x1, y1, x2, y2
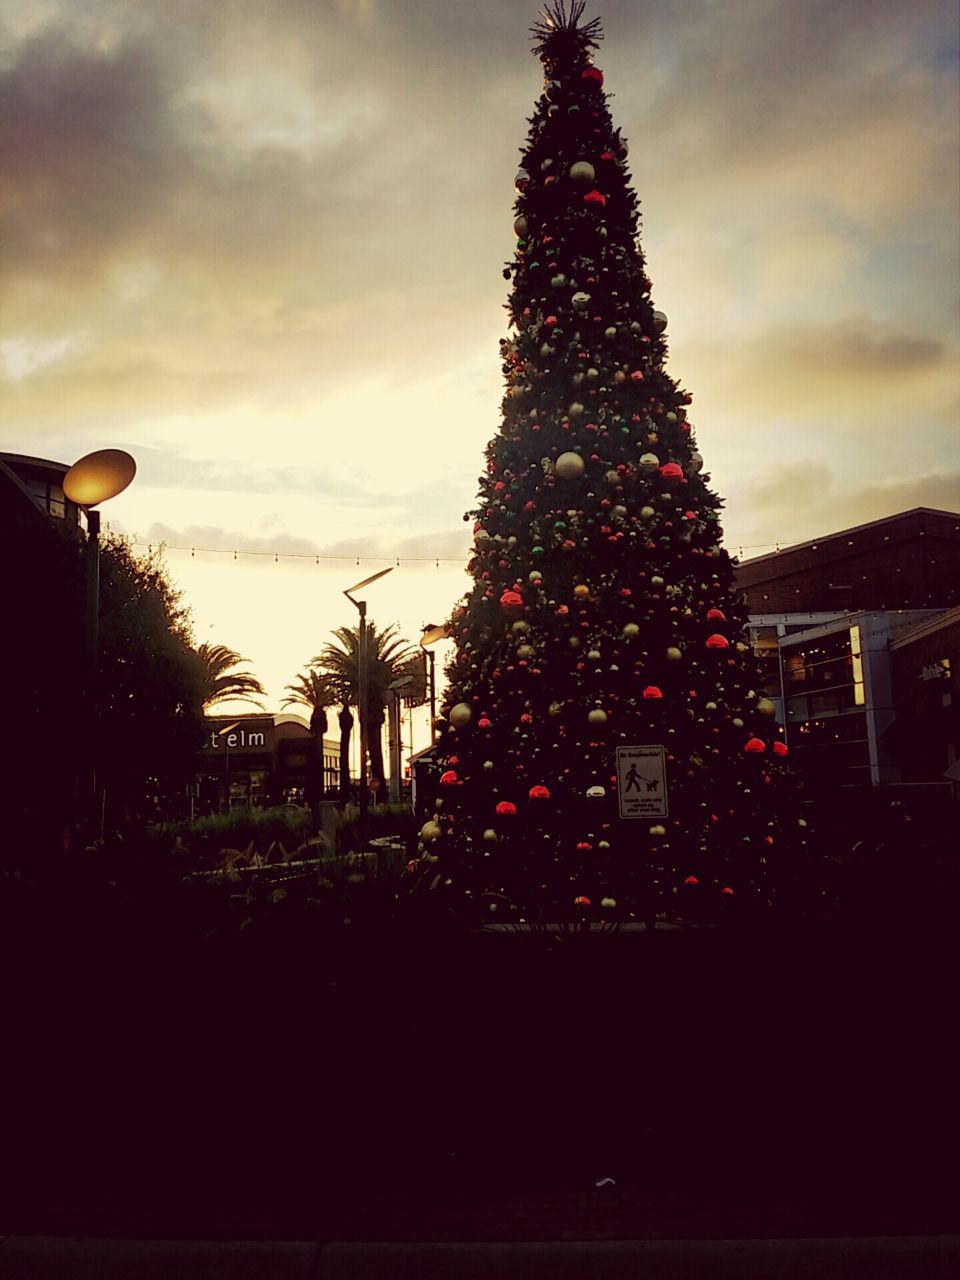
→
(205, 720, 273, 753)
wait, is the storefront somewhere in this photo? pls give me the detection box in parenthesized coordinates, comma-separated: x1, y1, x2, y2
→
(196, 713, 339, 813)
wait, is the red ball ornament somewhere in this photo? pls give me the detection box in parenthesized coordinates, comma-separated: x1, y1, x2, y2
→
(659, 463, 684, 482)
(500, 589, 524, 612)
(744, 738, 765, 753)
(683, 875, 699, 887)
(584, 189, 606, 206)
(495, 801, 517, 816)
(581, 66, 604, 86)
(706, 634, 729, 649)
(772, 741, 789, 757)
(706, 608, 726, 622)
(439, 770, 459, 786)
(642, 685, 663, 699)
(478, 717, 492, 729)
(529, 785, 551, 800)
(574, 893, 592, 903)
(721, 886, 735, 896)
(545, 315, 558, 327)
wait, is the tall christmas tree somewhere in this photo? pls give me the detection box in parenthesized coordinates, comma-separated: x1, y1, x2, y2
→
(414, 2, 806, 929)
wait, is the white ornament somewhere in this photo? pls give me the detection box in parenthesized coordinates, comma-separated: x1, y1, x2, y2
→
(514, 216, 528, 238)
(622, 623, 639, 638)
(567, 402, 585, 418)
(588, 708, 608, 725)
(420, 821, 441, 843)
(587, 786, 606, 799)
(449, 702, 473, 730)
(555, 451, 585, 480)
(639, 452, 659, 471)
(515, 169, 530, 191)
(568, 160, 596, 185)
(572, 291, 591, 309)
(653, 310, 668, 332)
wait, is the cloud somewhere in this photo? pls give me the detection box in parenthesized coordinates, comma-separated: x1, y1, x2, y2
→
(726, 463, 960, 552)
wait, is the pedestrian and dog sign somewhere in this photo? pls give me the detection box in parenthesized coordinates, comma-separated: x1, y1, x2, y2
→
(616, 745, 668, 819)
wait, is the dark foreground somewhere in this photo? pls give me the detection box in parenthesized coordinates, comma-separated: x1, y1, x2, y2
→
(3, 891, 958, 1253)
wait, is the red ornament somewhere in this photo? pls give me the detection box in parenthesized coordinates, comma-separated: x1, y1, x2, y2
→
(642, 685, 663, 699)
(574, 893, 592, 903)
(772, 741, 789, 757)
(545, 315, 558, 327)
(583, 189, 606, 207)
(630, 369, 644, 382)
(659, 462, 684, 482)
(706, 608, 726, 622)
(495, 801, 517, 816)
(721, 886, 735, 896)
(706, 634, 729, 649)
(478, 717, 492, 730)
(500, 589, 524, 612)
(439, 770, 459, 786)
(683, 875, 699, 887)
(581, 66, 604, 86)
(529, 785, 551, 800)
(744, 738, 765, 753)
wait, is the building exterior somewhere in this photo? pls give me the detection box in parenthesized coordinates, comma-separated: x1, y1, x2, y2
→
(196, 713, 341, 813)
(735, 507, 960, 614)
(735, 509, 960, 793)
(2, 453, 87, 850)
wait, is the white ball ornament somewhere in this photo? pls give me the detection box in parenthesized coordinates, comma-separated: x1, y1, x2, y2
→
(605, 326, 618, 338)
(666, 646, 683, 661)
(528, 571, 543, 584)
(483, 829, 498, 843)
(653, 310, 668, 332)
(572, 291, 591, 309)
(449, 702, 473, 730)
(587, 785, 606, 799)
(555, 451, 586, 480)
(600, 896, 616, 908)
(420, 820, 442, 843)
(588, 708, 608, 725)
(514, 216, 528, 238)
(639, 452, 659, 471)
(622, 623, 640, 638)
(551, 273, 567, 288)
(512, 619, 530, 633)
(567, 402, 585, 418)
(641, 506, 655, 519)
(649, 825, 666, 837)
(517, 644, 534, 659)
(732, 717, 745, 729)
(757, 698, 777, 717)
(568, 160, 596, 185)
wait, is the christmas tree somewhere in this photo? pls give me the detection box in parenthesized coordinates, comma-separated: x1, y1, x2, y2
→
(413, 2, 806, 930)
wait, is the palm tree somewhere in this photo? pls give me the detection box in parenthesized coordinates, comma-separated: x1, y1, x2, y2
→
(313, 622, 414, 800)
(194, 642, 267, 711)
(282, 667, 335, 805)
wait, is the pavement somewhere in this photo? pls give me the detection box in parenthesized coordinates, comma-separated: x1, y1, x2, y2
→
(1, 1234, 959, 1277)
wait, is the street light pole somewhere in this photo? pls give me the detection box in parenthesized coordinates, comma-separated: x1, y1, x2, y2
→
(419, 624, 448, 745)
(63, 448, 136, 840)
(343, 567, 394, 846)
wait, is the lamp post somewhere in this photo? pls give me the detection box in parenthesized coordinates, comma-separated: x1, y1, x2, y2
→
(63, 448, 136, 838)
(343, 567, 394, 844)
(217, 722, 241, 812)
(419, 624, 448, 745)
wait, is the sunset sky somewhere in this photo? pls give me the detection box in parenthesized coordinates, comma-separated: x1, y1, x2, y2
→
(2, 0, 958, 733)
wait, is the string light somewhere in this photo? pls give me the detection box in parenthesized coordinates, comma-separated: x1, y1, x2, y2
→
(133, 537, 788, 565)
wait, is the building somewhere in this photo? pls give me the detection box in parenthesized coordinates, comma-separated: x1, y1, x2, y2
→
(1, 453, 87, 851)
(196, 713, 341, 813)
(735, 509, 960, 794)
(735, 507, 960, 614)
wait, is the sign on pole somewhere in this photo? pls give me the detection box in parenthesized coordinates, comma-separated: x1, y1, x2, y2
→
(616, 745, 668, 819)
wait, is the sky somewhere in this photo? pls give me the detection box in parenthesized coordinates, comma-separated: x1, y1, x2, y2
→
(2, 0, 958, 734)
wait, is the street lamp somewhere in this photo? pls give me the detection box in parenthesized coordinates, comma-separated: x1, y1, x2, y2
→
(343, 566, 394, 841)
(63, 448, 136, 836)
(217, 722, 241, 812)
(419, 623, 448, 744)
